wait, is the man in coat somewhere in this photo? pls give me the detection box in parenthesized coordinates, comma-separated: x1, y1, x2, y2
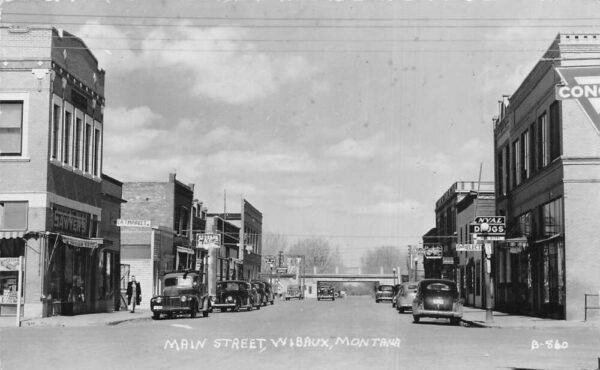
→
(126, 275, 142, 313)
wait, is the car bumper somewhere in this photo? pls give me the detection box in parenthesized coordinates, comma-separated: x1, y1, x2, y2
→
(414, 309, 462, 318)
(376, 296, 393, 301)
(151, 305, 192, 313)
(318, 295, 334, 299)
(211, 303, 237, 309)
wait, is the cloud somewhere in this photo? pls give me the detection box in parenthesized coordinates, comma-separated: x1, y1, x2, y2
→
(325, 133, 383, 160)
(75, 21, 318, 104)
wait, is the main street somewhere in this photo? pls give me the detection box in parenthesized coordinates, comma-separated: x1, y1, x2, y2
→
(1, 297, 599, 370)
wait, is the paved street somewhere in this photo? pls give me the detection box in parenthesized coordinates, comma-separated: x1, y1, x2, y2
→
(1, 296, 599, 370)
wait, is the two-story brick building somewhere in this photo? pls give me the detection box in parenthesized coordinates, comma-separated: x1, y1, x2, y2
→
(0, 25, 121, 318)
(493, 33, 600, 320)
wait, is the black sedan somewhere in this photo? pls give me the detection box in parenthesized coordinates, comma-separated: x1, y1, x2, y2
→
(411, 279, 463, 325)
(210, 280, 260, 312)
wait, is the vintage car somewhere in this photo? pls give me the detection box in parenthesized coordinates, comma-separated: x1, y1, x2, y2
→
(252, 280, 275, 305)
(396, 282, 419, 313)
(412, 279, 463, 325)
(375, 284, 394, 303)
(211, 280, 261, 312)
(317, 285, 335, 301)
(150, 271, 210, 320)
(285, 284, 304, 300)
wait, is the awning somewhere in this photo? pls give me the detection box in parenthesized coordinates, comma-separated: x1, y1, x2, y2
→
(60, 235, 102, 249)
(0, 231, 25, 240)
(176, 246, 194, 255)
(533, 233, 562, 245)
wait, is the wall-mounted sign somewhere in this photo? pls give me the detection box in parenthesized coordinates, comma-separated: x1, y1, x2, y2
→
(442, 257, 455, 265)
(116, 219, 151, 228)
(456, 243, 482, 252)
(51, 204, 89, 238)
(556, 66, 600, 134)
(0, 258, 21, 271)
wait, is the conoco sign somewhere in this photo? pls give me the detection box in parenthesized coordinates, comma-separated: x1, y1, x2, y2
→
(555, 66, 600, 134)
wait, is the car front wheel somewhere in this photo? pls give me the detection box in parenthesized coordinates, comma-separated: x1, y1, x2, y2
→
(152, 312, 160, 320)
(190, 301, 197, 318)
(413, 315, 420, 323)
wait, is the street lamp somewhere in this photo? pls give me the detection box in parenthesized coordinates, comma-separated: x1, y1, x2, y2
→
(479, 222, 494, 323)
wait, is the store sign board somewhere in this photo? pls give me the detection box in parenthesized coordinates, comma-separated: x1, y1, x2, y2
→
(51, 204, 89, 238)
(197, 233, 221, 249)
(0, 258, 20, 271)
(456, 243, 482, 252)
(556, 66, 600, 134)
(116, 219, 151, 228)
(423, 245, 442, 259)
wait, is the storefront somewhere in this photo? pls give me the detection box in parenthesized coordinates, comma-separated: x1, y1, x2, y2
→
(0, 201, 28, 316)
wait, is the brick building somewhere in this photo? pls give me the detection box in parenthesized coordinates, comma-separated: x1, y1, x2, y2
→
(492, 33, 600, 320)
(120, 173, 205, 297)
(0, 25, 121, 318)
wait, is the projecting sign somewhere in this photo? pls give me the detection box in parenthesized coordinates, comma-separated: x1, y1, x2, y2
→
(456, 243, 482, 252)
(197, 233, 221, 249)
(474, 216, 505, 225)
(423, 245, 442, 259)
(555, 66, 600, 134)
(469, 224, 506, 234)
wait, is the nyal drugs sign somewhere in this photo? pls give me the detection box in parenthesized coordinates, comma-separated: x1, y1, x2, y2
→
(555, 66, 600, 134)
(469, 216, 506, 235)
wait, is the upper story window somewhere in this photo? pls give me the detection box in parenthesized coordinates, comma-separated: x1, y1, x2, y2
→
(0, 101, 23, 156)
(538, 112, 549, 168)
(512, 138, 521, 187)
(50, 94, 102, 177)
(521, 130, 530, 181)
(549, 101, 561, 161)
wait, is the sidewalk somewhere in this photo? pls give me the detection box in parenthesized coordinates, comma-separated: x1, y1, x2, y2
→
(461, 306, 600, 329)
(0, 308, 151, 328)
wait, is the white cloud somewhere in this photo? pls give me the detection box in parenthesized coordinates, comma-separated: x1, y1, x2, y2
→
(76, 22, 318, 104)
(325, 133, 383, 160)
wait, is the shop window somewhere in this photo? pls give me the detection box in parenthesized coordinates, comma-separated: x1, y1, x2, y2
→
(475, 260, 481, 296)
(0, 101, 23, 156)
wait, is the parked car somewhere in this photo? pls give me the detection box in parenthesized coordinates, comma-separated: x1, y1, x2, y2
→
(251, 281, 268, 306)
(317, 285, 335, 301)
(211, 280, 260, 312)
(396, 282, 419, 313)
(391, 284, 403, 308)
(412, 279, 462, 325)
(286, 284, 304, 300)
(375, 284, 394, 303)
(150, 271, 210, 320)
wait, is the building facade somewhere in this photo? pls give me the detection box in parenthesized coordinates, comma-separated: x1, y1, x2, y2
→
(493, 33, 600, 320)
(455, 187, 495, 308)
(424, 181, 494, 286)
(120, 173, 203, 297)
(0, 25, 119, 318)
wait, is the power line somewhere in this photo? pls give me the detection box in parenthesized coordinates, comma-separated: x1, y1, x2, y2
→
(4, 19, 600, 29)
(5, 12, 600, 22)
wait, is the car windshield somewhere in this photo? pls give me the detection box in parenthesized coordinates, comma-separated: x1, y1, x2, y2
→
(218, 282, 241, 291)
(425, 282, 455, 292)
(378, 285, 393, 291)
(164, 276, 194, 288)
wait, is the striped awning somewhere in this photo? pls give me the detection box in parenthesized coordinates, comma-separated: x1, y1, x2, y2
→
(0, 231, 25, 240)
(60, 235, 102, 249)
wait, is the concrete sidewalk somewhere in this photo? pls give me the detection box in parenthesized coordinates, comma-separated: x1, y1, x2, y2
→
(461, 306, 600, 329)
(0, 308, 151, 328)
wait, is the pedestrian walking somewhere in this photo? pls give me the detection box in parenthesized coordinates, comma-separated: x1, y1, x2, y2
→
(126, 276, 142, 313)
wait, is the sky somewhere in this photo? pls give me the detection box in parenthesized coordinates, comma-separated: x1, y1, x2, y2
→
(2, 0, 599, 266)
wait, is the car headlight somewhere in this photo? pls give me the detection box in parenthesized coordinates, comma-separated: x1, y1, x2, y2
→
(226, 296, 234, 303)
(155, 297, 162, 304)
(180, 296, 188, 302)
(210, 296, 215, 302)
